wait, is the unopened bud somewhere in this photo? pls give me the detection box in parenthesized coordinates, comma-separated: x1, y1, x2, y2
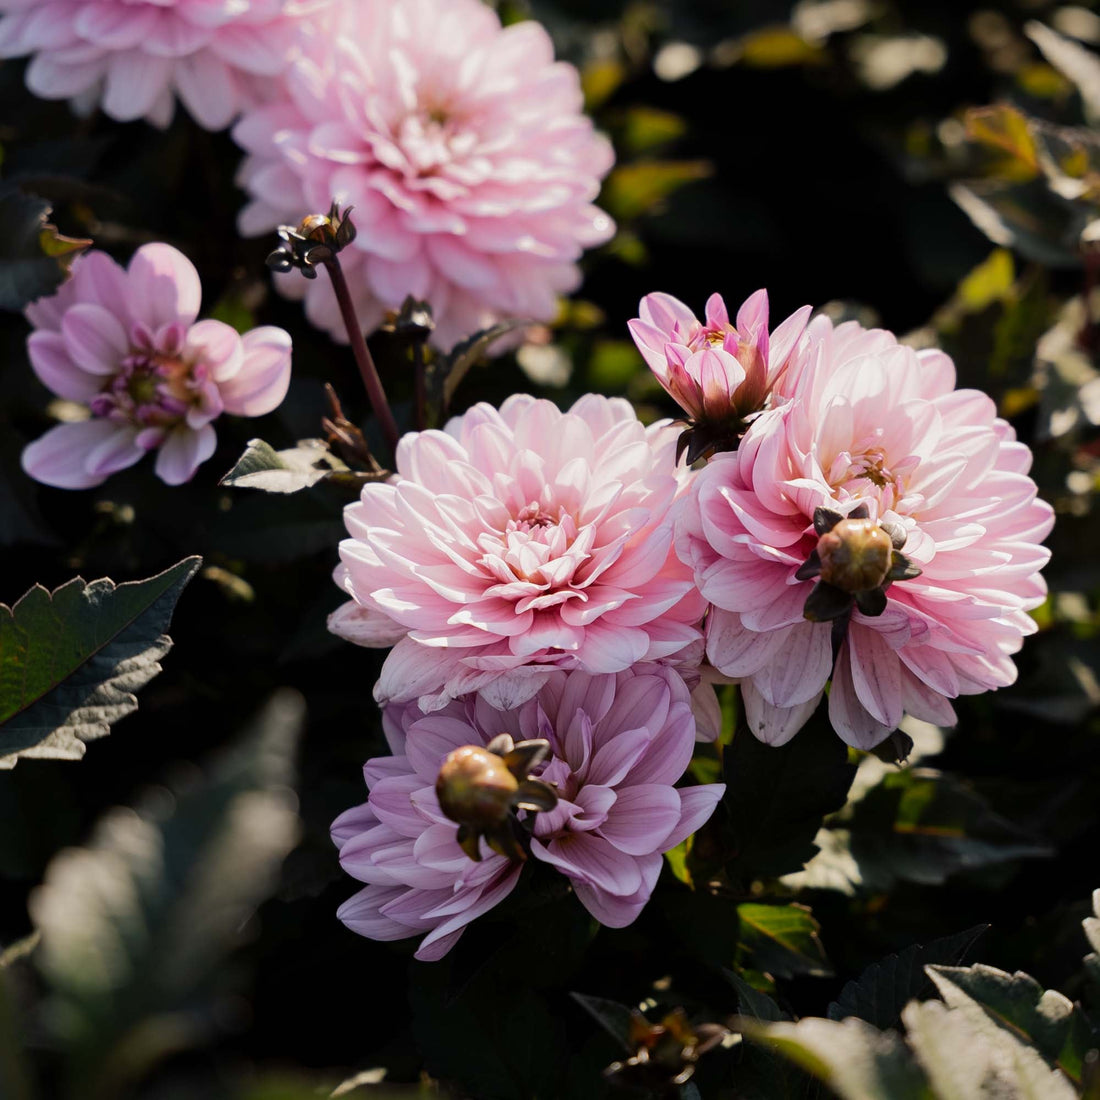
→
(436, 745, 519, 830)
(816, 518, 893, 594)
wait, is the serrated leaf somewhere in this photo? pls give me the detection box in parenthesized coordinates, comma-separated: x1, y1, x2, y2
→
(902, 998, 1077, 1100)
(738, 1016, 932, 1100)
(0, 557, 201, 769)
(723, 970, 786, 1022)
(30, 690, 304, 1097)
(926, 963, 1099, 1085)
(736, 903, 832, 979)
(828, 925, 988, 1030)
(570, 992, 634, 1051)
(220, 438, 349, 494)
(0, 186, 90, 311)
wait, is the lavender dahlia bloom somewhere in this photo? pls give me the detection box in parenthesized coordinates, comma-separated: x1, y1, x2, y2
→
(676, 315, 1054, 748)
(22, 245, 292, 488)
(332, 667, 725, 960)
(233, 0, 615, 349)
(329, 394, 706, 713)
(0, 0, 330, 131)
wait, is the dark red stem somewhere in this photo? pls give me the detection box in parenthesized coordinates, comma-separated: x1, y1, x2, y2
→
(323, 257, 401, 454)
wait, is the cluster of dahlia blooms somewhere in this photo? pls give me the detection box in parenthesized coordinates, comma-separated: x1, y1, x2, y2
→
(333, 667, 723, 960)
(232, 0, 615, 349)
(0, 0, 331, 130)
(21, 244, 292, 487)
(326, 288, 1053, 957)
(637, 290, 1054, 749)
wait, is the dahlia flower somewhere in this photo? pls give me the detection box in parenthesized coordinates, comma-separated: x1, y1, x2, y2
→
(676, 316, 1054, 748)
(22, 244, 292, 488)
(329, 393, 706, 713)
(332, 666, 725, 960)
(0, 0, 329, 130)
(628, 289, 811, 460)
(233, 0, 615, 349)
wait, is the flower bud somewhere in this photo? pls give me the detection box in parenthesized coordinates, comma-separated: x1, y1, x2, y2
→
(816, 517, 893, 594)
(436, 745, 520, 830)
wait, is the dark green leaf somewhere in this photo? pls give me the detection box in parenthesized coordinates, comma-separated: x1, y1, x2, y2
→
(0, 186, 90, 311)
(724, 970, 786, 1022)
(827, 925, 988, 1030)
(736, 903, 832, 980)
(927, 963, 1100, 1086)
(31, 690, 304, 1098)
(796, 768, 1052, 894)
(570, 992, 634, 1050)
(0, 557, 201, 769)
(436, 319, 532, 410)
(738, 1016, 932, 1100)
(713, 713, 856, 887)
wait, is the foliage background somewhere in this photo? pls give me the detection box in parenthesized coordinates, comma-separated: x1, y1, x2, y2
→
(1, 0, 1099, 1097)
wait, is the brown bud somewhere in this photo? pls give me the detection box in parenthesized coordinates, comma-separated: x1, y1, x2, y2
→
(436, 745, 519, 831)
(816, 518, 893, 594)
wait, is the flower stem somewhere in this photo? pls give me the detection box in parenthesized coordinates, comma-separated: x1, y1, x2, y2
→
(413, 339, 428, 430)
(323, 256, 401, 454)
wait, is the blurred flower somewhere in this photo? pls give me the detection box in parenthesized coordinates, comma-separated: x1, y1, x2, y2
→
(328, 394, 705, 713)
(331, 666, 724, 960)
(627, 290, 811, 462)
(22, 245, 292, 488)
(676, 317, 1054, 748)
(0, 0, 329, 130)
(233, 0, 615, 349)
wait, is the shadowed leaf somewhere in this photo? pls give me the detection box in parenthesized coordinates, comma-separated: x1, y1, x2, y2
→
(0, 558, 201, 769)
(828, 925, 988, 1030)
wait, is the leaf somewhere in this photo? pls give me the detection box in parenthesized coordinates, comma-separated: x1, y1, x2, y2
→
(926, 963, 1099, 1086)
(736, 903, 832, 979)
(0, 933, 39, 970)
(220, 438, 353, 494)
(828, 925, 988, 1030)
(0, 557, 201, 769)
(734, 27, 825, 68)
(437, 318, 531, 407)
(902, 998, 1078, 1100)
(790, 768, 1051, 895)
(570, 992, 635, 1051)
(737, 1016, 932, 1100)
(723, 970, 786, 1022)
(1086, 889, 1100, 990)
(601, 160, 713, 222)
(0, 969, 34, 1100)
(965, 105, 1040, 176)
(0, 186, 90, 311)
(711, 713, 856, 887)
(330, 1068, 387, 1096)
(29, 690, 304, 1099)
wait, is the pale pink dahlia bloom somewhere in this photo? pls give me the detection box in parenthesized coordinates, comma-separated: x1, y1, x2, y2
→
(628, 289, 812, 428)
(329, 394, 706, 713)
(676, 316, 1054, 748)
(332, 666, 724, 960)
(0, 0, 328, 130)
(233, 0, 615, 350)
(22, 244, 292, 488)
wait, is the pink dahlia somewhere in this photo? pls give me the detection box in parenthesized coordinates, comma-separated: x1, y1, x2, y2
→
(628, 289, 811, 458)
(332, 666, 724, 960)
(22, 244, 292, 488)
(676, 315, 1054, 748)
(329, 393, 706, 713)
(0, 0, 327, 130)
(232, 0, 615, 350)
